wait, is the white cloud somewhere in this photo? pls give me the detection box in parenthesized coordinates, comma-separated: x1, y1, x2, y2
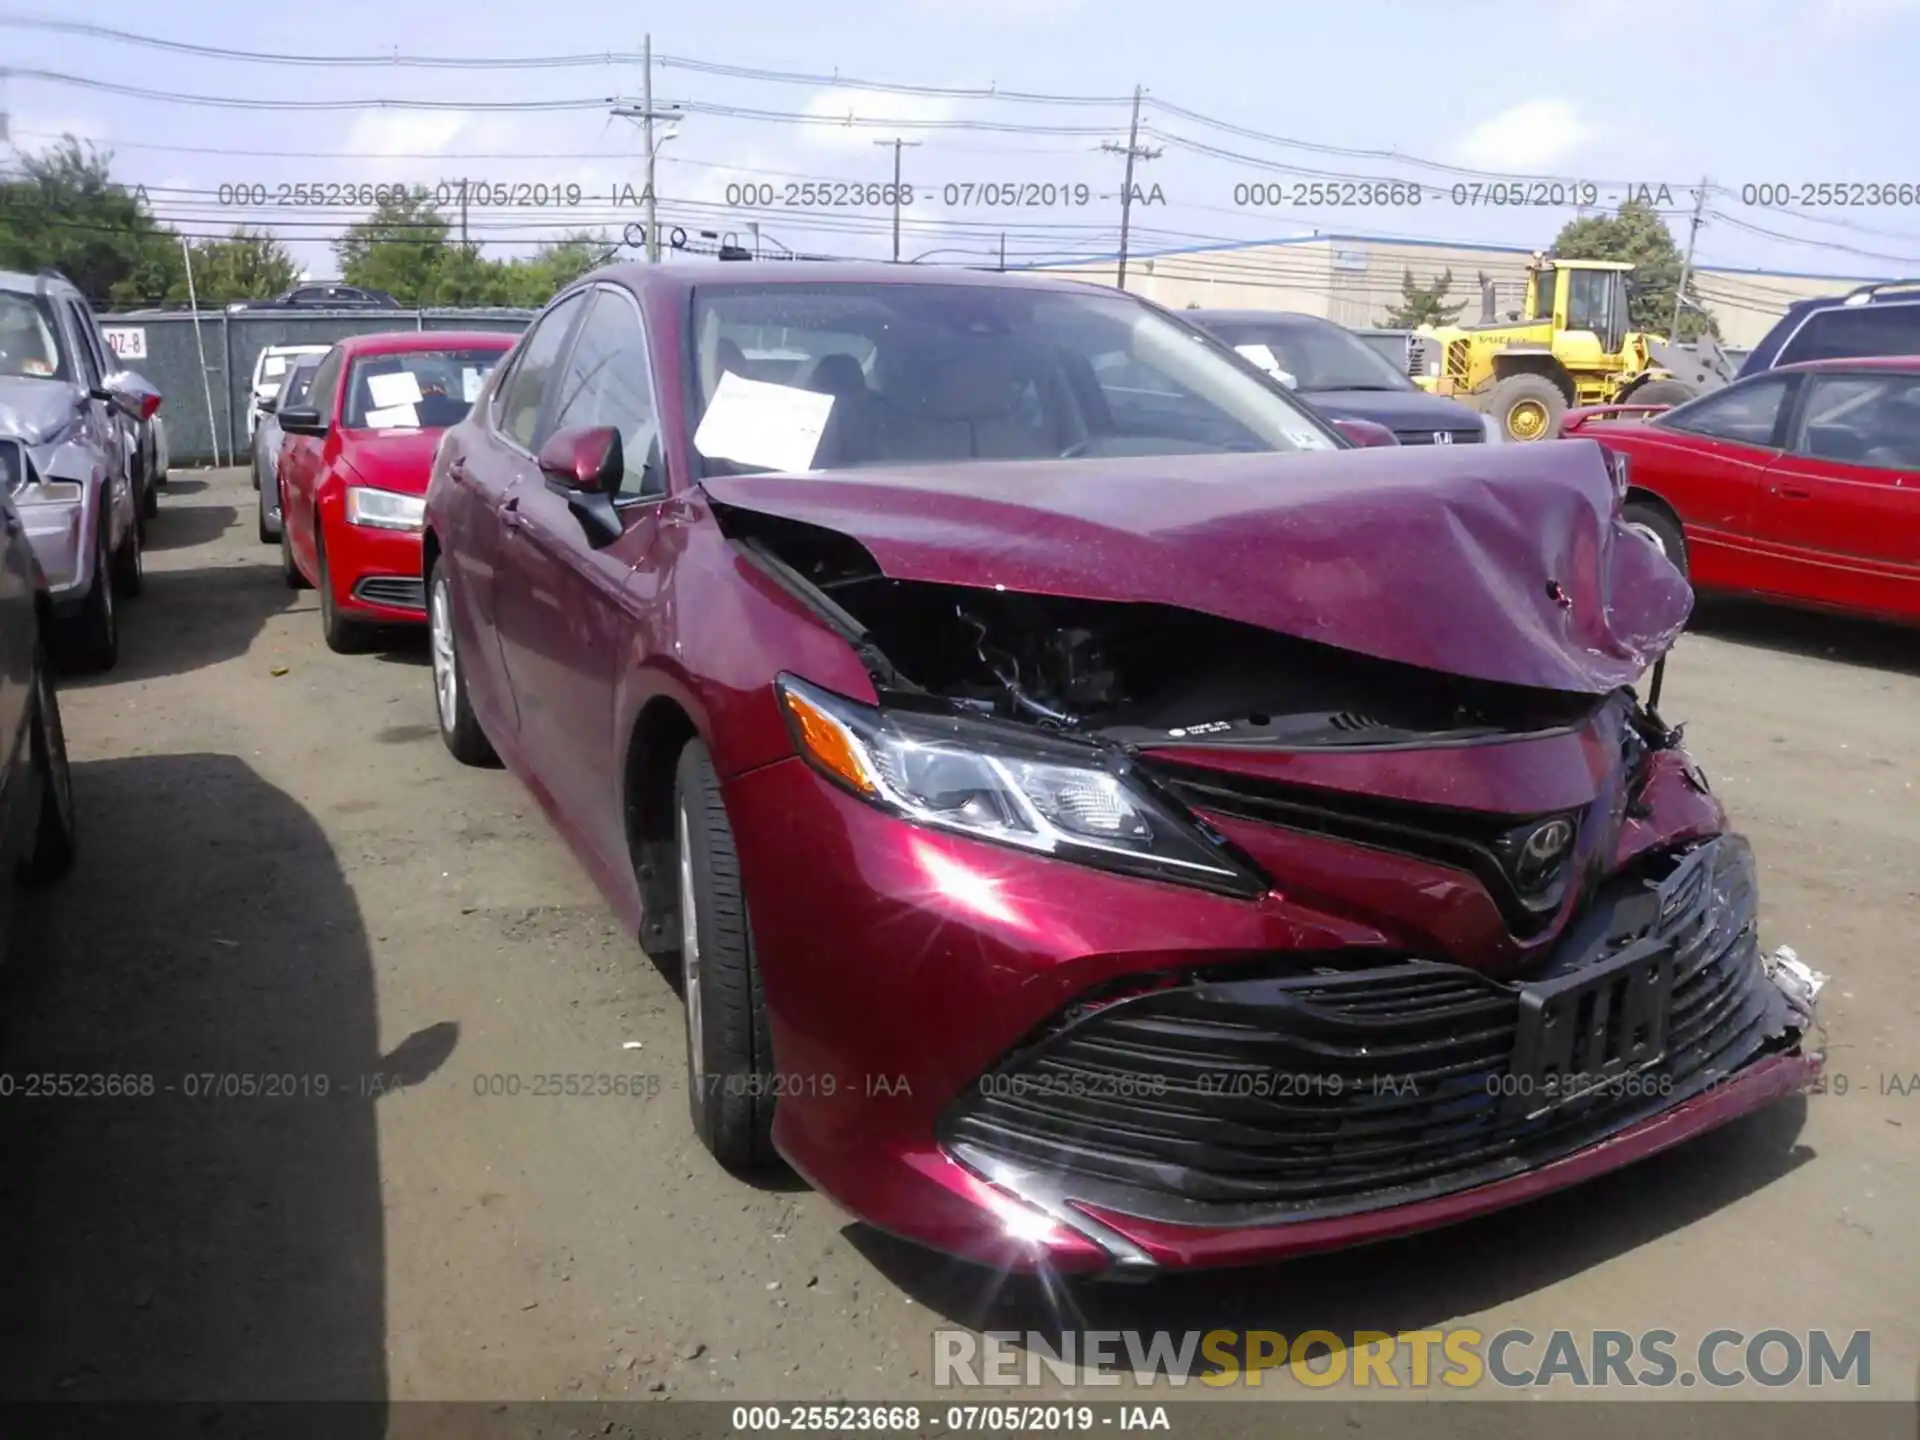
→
(1450, 98, 1593, 172)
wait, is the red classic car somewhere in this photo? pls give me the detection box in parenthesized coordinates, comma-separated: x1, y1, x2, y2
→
(1562, 356, 1920, 627)
(274, 331, 514, 651)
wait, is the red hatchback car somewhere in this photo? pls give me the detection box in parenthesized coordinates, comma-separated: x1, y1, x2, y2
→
(276, 331, 514, 650)
(423, 263, 1826, 1277)
(1563, 356, 1920, 626)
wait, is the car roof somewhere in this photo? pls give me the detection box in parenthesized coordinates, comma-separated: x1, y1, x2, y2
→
(329, 330, 518, 357)
(0, 268, 82, 300)
(1772, 354, 1920, 374)
(586, 259, 1106, 300)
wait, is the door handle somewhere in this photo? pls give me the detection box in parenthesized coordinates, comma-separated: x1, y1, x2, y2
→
(499, 494, 522, 531)
(1775, 483, 1813, 500)
(448, 456, 469, 482)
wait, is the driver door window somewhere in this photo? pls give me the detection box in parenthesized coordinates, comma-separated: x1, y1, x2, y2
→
(1661, 376, 1792, 448)
(497, 292, 588, 451)
(546, 290, 664, 498)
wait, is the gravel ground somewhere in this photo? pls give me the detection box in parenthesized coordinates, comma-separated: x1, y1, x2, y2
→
(0, 467, 1912, 1410)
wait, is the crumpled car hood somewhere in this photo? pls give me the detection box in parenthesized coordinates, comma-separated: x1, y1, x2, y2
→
(0, 376, 84, 446)
(703, 439, 1692, 695)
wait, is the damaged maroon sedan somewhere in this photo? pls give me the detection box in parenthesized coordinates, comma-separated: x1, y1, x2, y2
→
(422, 263, 1827, 1275)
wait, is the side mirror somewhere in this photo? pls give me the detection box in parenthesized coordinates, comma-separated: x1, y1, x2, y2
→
(98, 369, 162, 423)
(537, 425, 625, 547)
(1332, 417, 1400, 448)
(277, 405, 328, 436)
(538, 425, 623, 494)
(258, 396, 279, 416)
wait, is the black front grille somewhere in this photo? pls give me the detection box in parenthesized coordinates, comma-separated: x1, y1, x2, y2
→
(353, 577, 426, 611)
(941, 836, 1801, 1228)
(1149, 764, 1582, 937)
(1392, 428, 1484, 446)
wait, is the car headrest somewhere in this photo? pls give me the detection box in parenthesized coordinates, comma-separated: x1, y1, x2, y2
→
(795, 352, 868, 398)
(873, 341, 1028, 422)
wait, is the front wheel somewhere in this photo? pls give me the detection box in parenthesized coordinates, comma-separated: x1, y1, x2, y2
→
(62, 510, 117, 672)
(110, 512, 143, 598)
(280, 498, 309, 590)
(316, 529, 369, 654)
(1622, 500, 1689, 579)
(675, 740, 778, 1173)
(428, 558, 499, 767)
(18, 645, 77, 885)
(1484, 373, 1568, 442)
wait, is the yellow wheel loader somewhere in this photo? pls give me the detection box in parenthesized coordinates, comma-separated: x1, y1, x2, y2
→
(1407, 255, 1734, 441)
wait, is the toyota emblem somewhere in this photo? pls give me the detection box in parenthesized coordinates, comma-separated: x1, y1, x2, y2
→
(1435, 431, 1453, 444)
(1523, 819, 1575, 865)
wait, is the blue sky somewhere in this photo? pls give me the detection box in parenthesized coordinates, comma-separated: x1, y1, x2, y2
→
(6, 0, 1920, 286)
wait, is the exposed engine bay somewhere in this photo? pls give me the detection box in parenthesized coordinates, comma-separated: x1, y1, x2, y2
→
(727, 512, 1604, 747)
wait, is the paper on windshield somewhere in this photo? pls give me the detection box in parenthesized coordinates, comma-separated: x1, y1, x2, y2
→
(367, 371, 425, 409)
(692, 371, 834, 473)
(1283, 427, 1334, 451)
(364, 403, 420, 429)
(462, 368, 487, 403)
(263, 356, 288, 378)
(1235, 344, 1297, 388)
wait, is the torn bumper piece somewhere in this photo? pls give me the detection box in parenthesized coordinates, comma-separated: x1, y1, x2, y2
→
(935, 835, 1824, 1273)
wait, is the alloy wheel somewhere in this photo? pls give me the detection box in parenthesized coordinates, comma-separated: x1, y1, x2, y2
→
(430, 572, 459, 734)
(678, 801, 705, 1091)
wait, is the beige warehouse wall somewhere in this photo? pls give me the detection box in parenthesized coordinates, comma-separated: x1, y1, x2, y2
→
(1034, 240, 1882, 348)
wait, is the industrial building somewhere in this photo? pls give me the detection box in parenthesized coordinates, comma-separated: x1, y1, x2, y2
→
(1027, 233, 1883, 349)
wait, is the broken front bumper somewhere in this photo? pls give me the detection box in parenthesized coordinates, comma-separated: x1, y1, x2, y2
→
(938, 834, 1820, 1269)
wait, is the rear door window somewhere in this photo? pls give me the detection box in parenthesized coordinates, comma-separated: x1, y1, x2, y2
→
(497, 292, 589, 451)
(1778, 302, 1920, 367)
(1659, 375, 1793, 447)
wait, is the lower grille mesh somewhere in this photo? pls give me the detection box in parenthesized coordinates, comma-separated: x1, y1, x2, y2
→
(942, 837, 1799, 1226)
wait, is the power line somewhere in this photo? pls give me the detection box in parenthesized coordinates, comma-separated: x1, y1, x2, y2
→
(2, 68, 616, 110)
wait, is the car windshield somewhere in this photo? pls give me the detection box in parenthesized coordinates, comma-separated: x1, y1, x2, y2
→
(1207, 320, 1412, 392)
(687, 282, 1341, 475)
(0, 291, 68, 383)
(343, 348, 506, 430)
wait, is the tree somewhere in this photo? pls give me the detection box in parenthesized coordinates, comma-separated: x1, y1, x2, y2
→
(171, 227, 298, 305)
(0, 137, 184, 307)
(1380, 268, 1465, 328)
(1551, 198, 1717, 340)
(334, 189, 450, 305)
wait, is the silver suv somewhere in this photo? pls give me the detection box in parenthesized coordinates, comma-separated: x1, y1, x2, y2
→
(0, 269, 161, 670)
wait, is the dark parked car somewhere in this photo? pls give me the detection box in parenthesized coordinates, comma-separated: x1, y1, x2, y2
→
(0, 437, 79, 937)
(1737, 279, 1920, 377)
(229, 283, 401, 313)
(1186, 307, 1495, 445)
(423, 262, 1825, 1276)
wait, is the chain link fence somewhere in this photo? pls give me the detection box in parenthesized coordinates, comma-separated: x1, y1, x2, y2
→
(96, 308, 537, 468)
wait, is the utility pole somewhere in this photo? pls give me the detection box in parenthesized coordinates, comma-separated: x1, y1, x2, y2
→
(1100, 86, 1160, 292)
(1672, 175, 1709, 336)
(611, 35, 682, 262)
(459, 182, 469, 248)
(874, 137, 921, 262)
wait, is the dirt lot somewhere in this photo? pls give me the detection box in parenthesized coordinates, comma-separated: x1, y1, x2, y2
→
(0, 467, 1913, 1408)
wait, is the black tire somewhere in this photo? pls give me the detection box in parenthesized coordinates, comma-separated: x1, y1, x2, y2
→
(427, 556, 499, 767)
(257, 468, 279, 545)
(140, 464, 159, 521)
(18, 643, 76, 886)
(111, 511, 143, 599)
(280, 497, 309, 590)
(1485, 372, 1568, 442)
(1623, 500, 1689, 579)
(62, 507, 117, 673)
(1628, 379, 1696, 409)
(675, 740, 777, 1172)
(316, 529, 369, 654)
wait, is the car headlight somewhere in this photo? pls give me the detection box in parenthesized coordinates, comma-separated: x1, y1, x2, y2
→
(345, 486, 425, 532)
(775, 674, 1266, 897)
(1480, 411, 1505, 444)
